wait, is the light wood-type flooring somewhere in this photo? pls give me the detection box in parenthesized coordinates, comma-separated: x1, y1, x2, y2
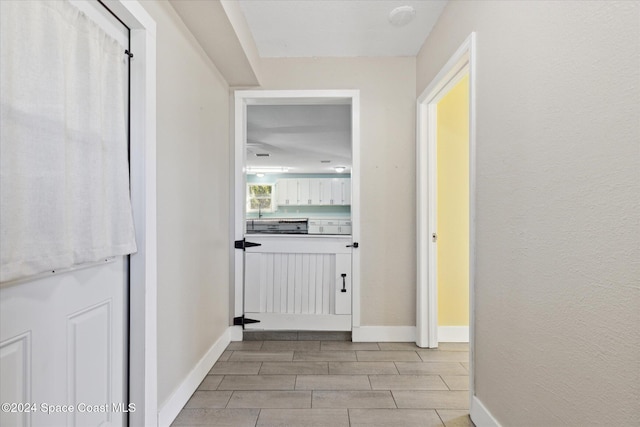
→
(172, 334, 474, 426)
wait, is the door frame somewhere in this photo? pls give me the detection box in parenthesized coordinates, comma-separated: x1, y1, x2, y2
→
(233, 90, 361, 332)
(102, 1, 158, 425)
(416, 30, 476, 401)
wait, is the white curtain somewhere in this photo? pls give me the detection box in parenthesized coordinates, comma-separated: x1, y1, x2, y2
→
(0, 0, 137, 282)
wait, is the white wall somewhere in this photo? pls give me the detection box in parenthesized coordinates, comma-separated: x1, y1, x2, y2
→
(256, 58, 417, 326)
(139, 1, 231, 408)
(417, 1, 640, 425)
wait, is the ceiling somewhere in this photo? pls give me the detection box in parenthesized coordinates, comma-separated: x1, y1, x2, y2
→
(237, 0, 448, 58)
(246, 105, 351, 174)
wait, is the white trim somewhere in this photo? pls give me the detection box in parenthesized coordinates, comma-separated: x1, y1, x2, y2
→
(437, 326, 469, 343)
(416, 32, 477, 412)
(229, 325, 243, 341)
(103, 1, 158, 425)
(232, 90, 361, 331)
(416, 33, 474, 349)
(158, 328, 233, 427)
(352, 326, 416, 342)
(245, 314, 352, 331)
(471, 395, 502, 427)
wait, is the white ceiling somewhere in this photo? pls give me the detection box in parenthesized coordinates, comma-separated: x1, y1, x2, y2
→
(246, 105, 351, 174)
(237, 0, 448, 58)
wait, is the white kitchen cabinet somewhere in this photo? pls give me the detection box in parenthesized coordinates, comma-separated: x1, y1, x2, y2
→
(310, 179, 322, 204)
(276, 179, 298, 206)
(298, 178, 322, 205)
(308, 219, 352, 235)
(330, 179, 342, 205)
(339, 220, 352, 235)
(329, 178, 351, 205)
(298, 178, 310, 205)
(276, 178, 350, 206)
(319, 179, 332, 205)
(323, 219, 341, 234)
(308, 220, 322, 234)
(341, 179, 351, 205)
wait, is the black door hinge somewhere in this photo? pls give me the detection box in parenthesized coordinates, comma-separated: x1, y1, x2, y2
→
(234, 239, 262, 251)
(233, 315, 260, 329)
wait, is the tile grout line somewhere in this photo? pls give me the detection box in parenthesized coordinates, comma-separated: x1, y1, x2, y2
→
(440, 374, 452, 391)
(389, 389, 399, 409)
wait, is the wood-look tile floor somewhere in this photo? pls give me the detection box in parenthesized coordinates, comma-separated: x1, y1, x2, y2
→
(171, 341, 474, 427)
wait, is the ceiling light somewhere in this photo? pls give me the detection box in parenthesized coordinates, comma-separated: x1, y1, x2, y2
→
(256, 173, 265, 177)
(388, 5, 416, 27)
(334, 166, 346, 173)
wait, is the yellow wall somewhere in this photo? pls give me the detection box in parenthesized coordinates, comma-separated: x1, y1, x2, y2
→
(436, 75, 469, 326)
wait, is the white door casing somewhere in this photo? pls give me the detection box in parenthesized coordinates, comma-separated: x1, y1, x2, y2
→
(234, 90, 361, 332)
(416, 32, 477, 410)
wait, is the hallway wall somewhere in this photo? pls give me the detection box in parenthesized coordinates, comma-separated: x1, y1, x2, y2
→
(140, 1, 231, 408)
(417, 1, 640, 425)
(256, 58, 417, 327)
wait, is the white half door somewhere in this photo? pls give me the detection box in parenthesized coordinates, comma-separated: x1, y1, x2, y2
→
(243, 236, 353, 331)
(0, 2, 130, 427)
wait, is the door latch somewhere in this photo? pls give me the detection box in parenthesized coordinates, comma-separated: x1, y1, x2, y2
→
(432, 233, 437, 242)
(346, 242, 359, 248)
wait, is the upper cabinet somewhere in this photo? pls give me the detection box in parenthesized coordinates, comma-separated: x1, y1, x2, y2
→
(276, 178, 350, 206)
(275, 179, 299, 206)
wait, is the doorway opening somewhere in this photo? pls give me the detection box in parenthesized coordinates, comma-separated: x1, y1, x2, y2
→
(233, 90, 361, 333)
(416, 31, 476, 407)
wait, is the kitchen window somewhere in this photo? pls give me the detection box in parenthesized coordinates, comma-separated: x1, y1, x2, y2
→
(247, 184, 274, 212)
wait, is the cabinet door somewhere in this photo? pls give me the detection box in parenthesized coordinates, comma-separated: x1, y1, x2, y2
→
(323, 219, 340, 234)
(339, 220, 352, 235)
(288, 179, 300, 205)
(276, 180, 288, 206)
(319, 179, 332, 205)
(308, 220, 322, 234)
(276, 179, 298, 205)
(298, 178, 311, 205)
(330, 179, 342, 205)
(309, 179, 322, 205)
(341, 178, 351, 205)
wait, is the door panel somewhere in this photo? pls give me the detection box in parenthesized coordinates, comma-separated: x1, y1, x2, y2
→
(0, 258, 126, 427)
(244, 236, 352, 330)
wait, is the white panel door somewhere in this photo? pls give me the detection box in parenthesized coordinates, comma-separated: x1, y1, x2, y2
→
(243, 236, 352, 330)
(0, 3, 129, 426)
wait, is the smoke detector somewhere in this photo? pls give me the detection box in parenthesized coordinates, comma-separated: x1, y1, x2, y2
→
(388, 5, 416, 27)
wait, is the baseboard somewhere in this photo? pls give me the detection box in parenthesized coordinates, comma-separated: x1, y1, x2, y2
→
(352, 326, 416, 342)
(158, 327, 232, 427)
(229, 325, 243, 341)
(470, 395, 501, 427)
(438, 326, 469, 342)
